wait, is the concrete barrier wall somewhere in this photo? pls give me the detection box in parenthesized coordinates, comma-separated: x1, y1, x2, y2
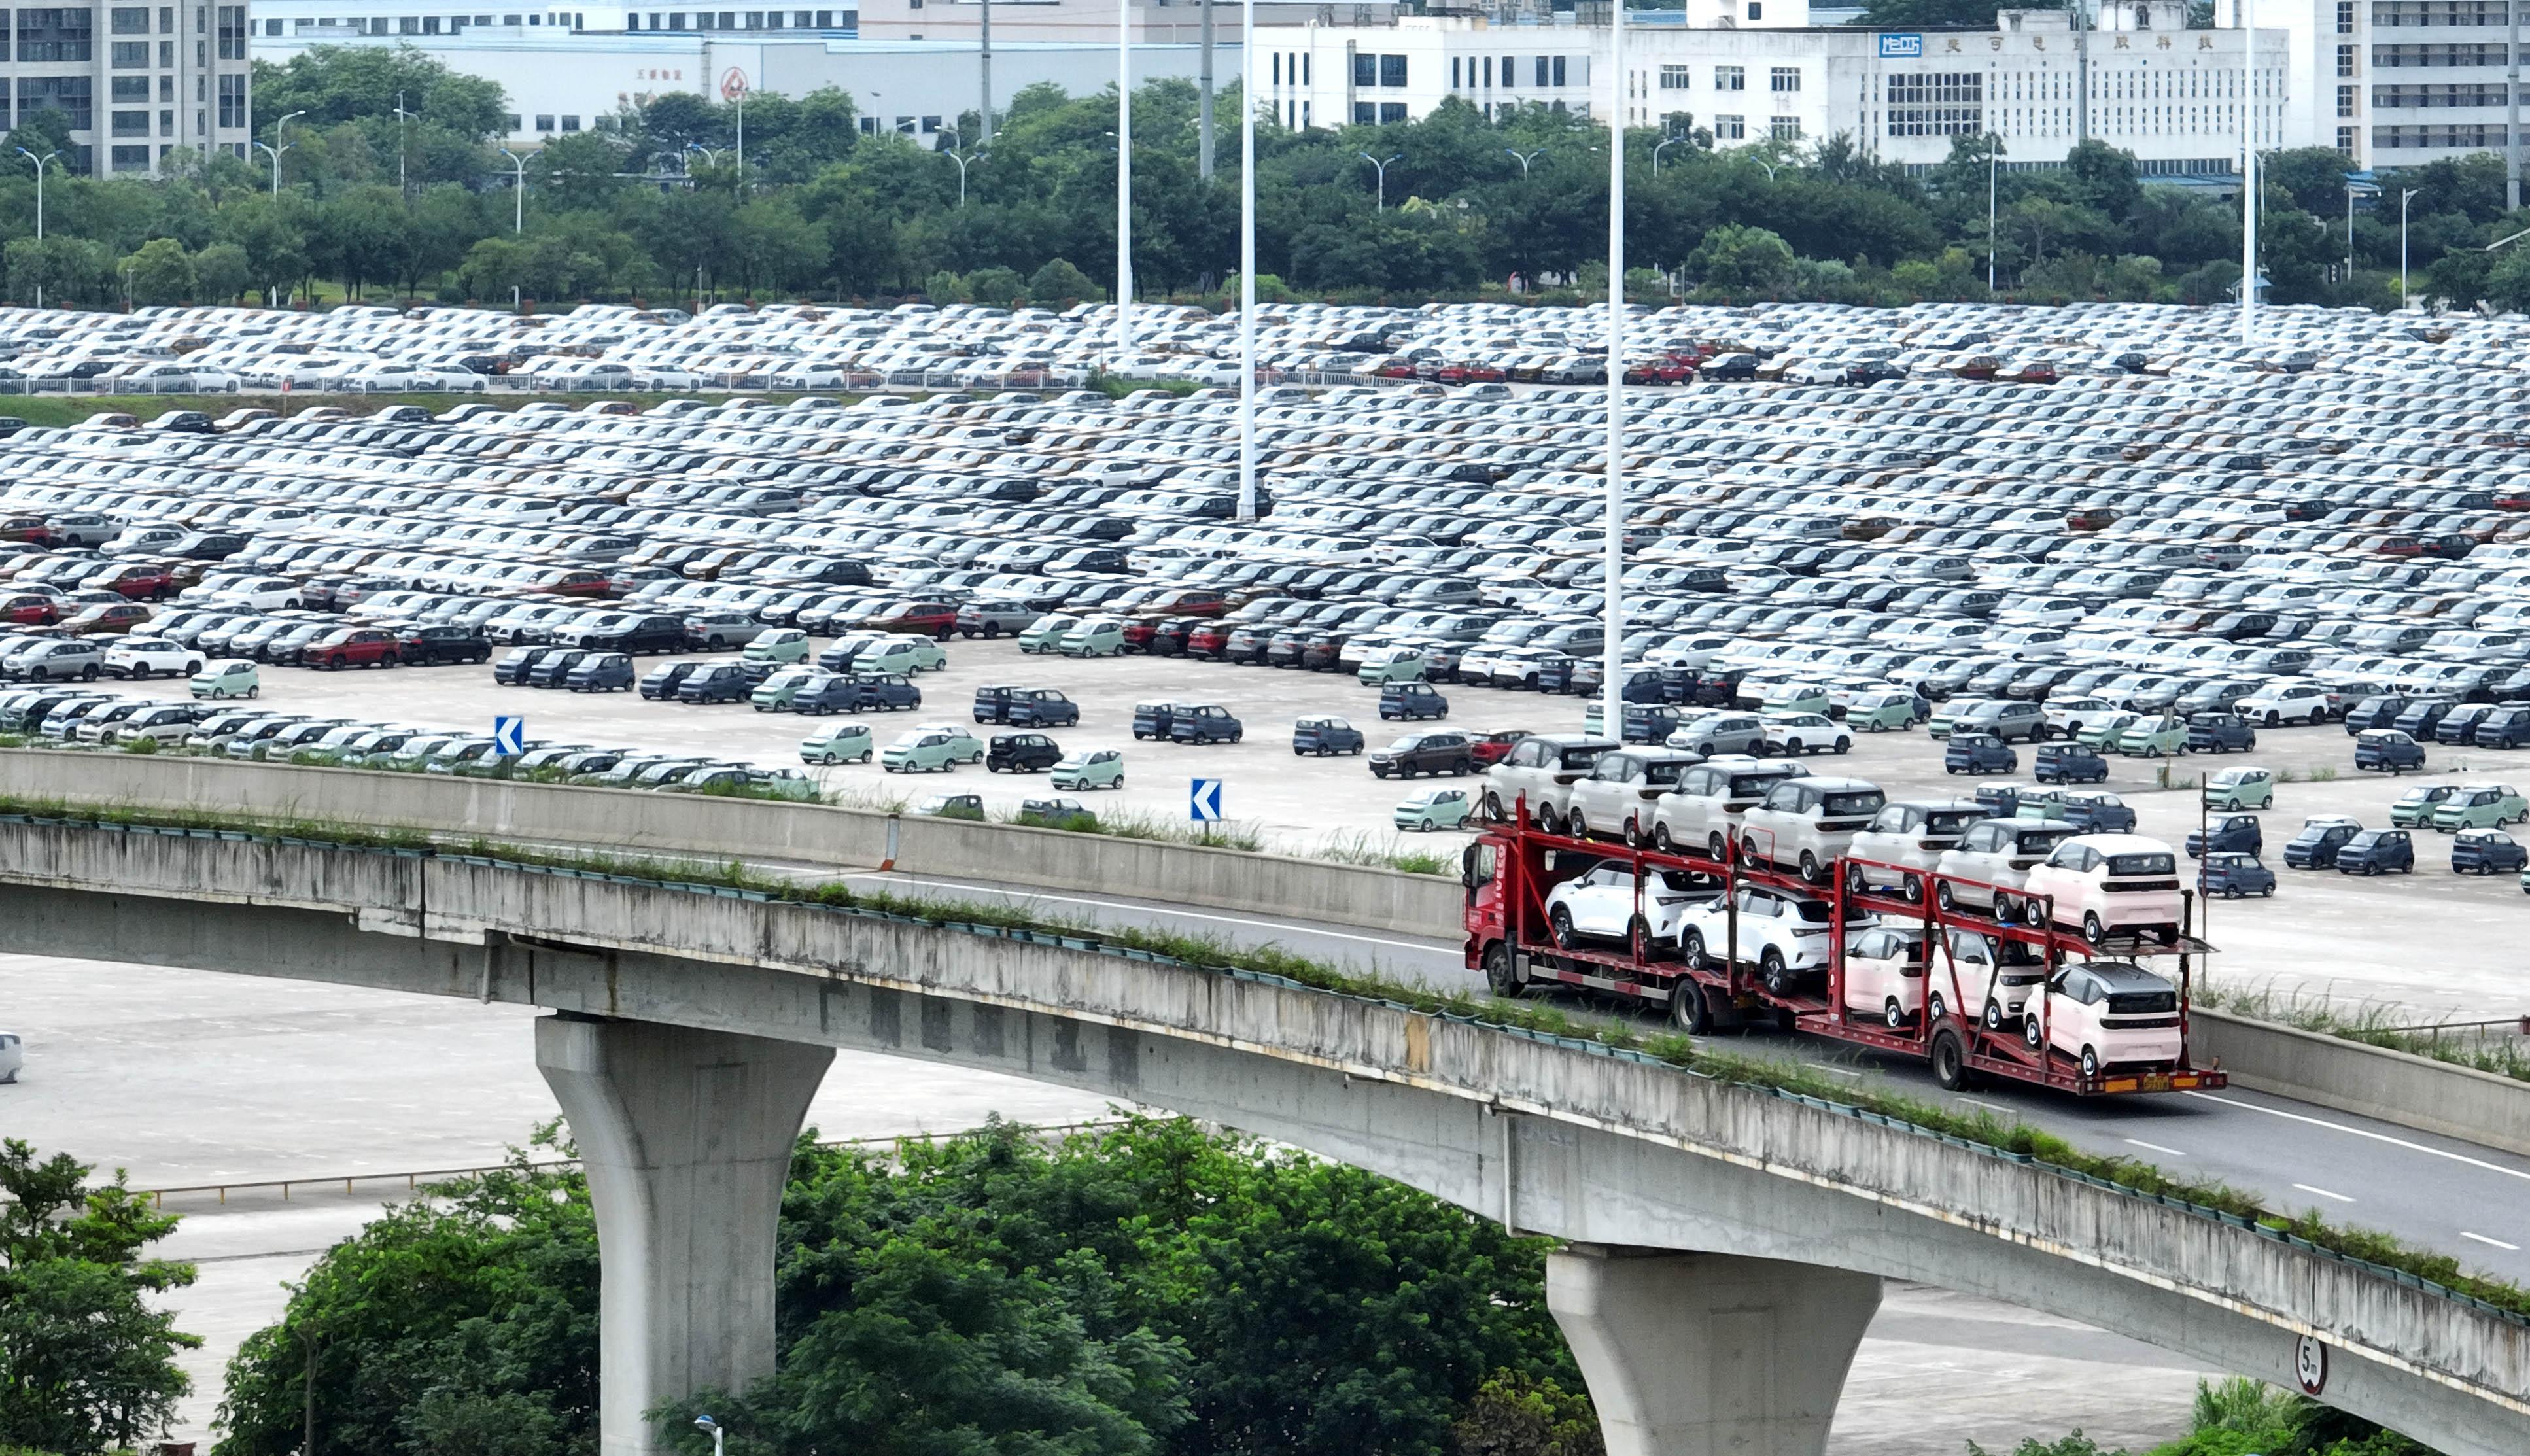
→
(0, 750, 1464, 937)
(2192, 1009, 2530, 1158)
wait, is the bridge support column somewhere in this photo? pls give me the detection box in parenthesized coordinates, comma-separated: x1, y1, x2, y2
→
(1548, 1245, 1880, 1456)
(536, 1014, 833, 1456)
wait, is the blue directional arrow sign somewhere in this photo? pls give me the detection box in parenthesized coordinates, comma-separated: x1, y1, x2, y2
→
(1189, 778, 1225, 823)
(493, 716, 525, 755)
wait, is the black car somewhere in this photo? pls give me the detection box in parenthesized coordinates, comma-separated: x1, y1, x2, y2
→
(494, 646, 555, 685)
(576, 613, 691, 654)
(1369, 729, 1474, 778)
(399, 624, 494, 665)
(640, 661, 704, 700)
(986, 732, 1064, 772)
(675, 663, 755, 703)
(564, 653, 636, 692)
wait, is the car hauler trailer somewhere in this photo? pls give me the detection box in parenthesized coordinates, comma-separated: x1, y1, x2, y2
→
(1460, 804, 2225, 1097)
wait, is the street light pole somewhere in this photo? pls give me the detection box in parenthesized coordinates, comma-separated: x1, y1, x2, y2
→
(1988, 134, 2000, 291)
(1652, 135, 1683, 173)
(2512, 0, 2521, 211)
(1601, 0, 1627, 746)
(499, 147, 526, 232)
(1116, 0, 1134, 354)
(695, 1415, 723, 1456)
(2239, 0, 2257, 344)
(392, 95, 420, 199)
(254, 140, 291, 197)
(1505, 147, 1542, 175)
(947, 147, 984, 206)
(1236, 0, 1256, 523)
(1358, 150, 1400, 209)
(2400, 186, 2420, 305)
(14, 148, 58, 309)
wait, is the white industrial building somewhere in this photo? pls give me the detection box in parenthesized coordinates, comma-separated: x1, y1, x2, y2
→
(0, 0, 257, 176)
(1255, 0, 2287, 173)
(248, 0, 859, 41)
(2256, 0, 2523, 167)
(251, 29, 1234, 144)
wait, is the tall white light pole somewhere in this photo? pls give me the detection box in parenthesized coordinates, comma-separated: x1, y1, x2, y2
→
(1116, 0, 1134, 354)
(1987, 135, 2000, 291)
(2400, 186, 2420, 305)
(2239, 0, 2256, 343)
(499, 147, 526, 232)
(1359, 150, 1400, 209)
(14, 148, 58, 309)
(1237, 0, 1257, 522)
(1601, 0, 1627, 744)
(254, 139, 292, 197)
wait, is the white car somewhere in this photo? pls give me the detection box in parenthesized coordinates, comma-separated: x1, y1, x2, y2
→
(1759, 712, 1851, 756)
(1924, 928, 2051, 1030)
(104, 637, 203, 680)
(2236, 679, 2336, 726)
(1843, 799, 1989, 901)
(1739, 775, 1886, 884)
(1932, 817, 2081, 917)
(1543, 860, 1712, 950)
(0, 1029, 18, 1084)
(2041, 695, 2121, 740)
(1675, 884, 1862, 995)
(1483, 732, 1617, 831)
(1649, 758, 1809, 859)
(1841, 925, 1930, 1028)
(2020, 960, 2185, 1079)
(1563, 749, 1703, 844)
(2019, 833, 2185, 945)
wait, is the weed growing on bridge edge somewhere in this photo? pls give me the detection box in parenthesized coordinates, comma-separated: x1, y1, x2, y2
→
(4, 796, 2527, 1323)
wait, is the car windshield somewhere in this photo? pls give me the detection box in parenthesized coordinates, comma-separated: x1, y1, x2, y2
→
(2017, 829, 2075, 853)
(1559, 745, 1611, 770)
(2107, 852, 2177, 875)
(1822, 790, 1885, 816)
(1726, 773, 1783, 797)
(1642, 761, 1691, 788)
(1924, 810, 1981, 834)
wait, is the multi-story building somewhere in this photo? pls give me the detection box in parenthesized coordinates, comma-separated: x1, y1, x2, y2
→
(247, 0, 859, 42)
(1256, 0, 2287, 175)
(2259, 0, 2521, 165)
(5, 0, 255, 175)
(852, 0, 1393, 46)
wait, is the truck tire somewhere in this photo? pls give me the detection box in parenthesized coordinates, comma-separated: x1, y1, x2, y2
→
(1932, 1028, 1975, 1092)
(1482, 943, 1525, 998)
(1669, 980, 1710, 1035)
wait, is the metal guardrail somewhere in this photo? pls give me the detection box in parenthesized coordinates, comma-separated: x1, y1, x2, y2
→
(133, 1119, 1127, 1207)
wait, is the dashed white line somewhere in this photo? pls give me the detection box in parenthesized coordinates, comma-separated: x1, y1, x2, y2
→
(2124, 1138, 2189, 1157)
(2292, 1183, 2354, 1204)
(2184, 1092, 2530, 1183)
(1957, 1098, 2007, 1113)
(2461, 1232, 2521, 1252)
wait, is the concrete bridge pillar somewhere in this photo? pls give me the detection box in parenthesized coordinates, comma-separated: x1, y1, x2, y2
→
(535, 1014, 833, 1456)
(1548, 1244, 1882, 1456)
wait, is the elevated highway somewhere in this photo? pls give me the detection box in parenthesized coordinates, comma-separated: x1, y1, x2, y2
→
(0, 810, 2522, 1456)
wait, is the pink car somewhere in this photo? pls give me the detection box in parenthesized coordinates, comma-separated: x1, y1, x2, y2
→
(2019, 833, 2185, 945)
(2021, 962, 2185, 1079)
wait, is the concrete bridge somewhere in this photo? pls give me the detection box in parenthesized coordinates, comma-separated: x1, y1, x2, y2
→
(0, 815, 2523, 1456)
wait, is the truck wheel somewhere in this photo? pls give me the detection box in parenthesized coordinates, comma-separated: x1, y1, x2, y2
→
(1932, 1029, 1975, 1091)
(1671, 980, 1711, 1035)
(1483, 943, 1525, 999)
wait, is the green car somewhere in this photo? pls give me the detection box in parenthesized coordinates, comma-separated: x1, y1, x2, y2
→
(2202, 765, 2275, 811)
(1844, 691, 1917, 732)
(2430, 782, 2528, 832)
(858, 636, 946, 675)
(743, 628, 812, 665)
(1759, 681, 1833, 717)
(2389, 783, 2460, 828)
(1018, 614, 1077, 654)
(750, 667, 824, 710)
(799, 721, 875, 765)
(2078, 712, 2141, 750)
(1393, 788, 1472, 831)
(1926, 699, 1988, 741)
(1357, 647, 1427, 685)
(2113, 713, 2189, 757)
(1050, 748, 1126, 790)
(880, 725, 985, 773)
(1058, 617, 1129, 657)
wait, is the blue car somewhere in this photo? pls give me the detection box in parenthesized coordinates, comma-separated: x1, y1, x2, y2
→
(2032, 743, 2109, 784)
(563, 652, 635, 693)
(2197, 852, 2277, 898)
(2452, 829, 2528, 876)
(2186, 813, 2263, 859)
(839, 673, 924, 712)
(1944, 732, 2019, 776)
(2353, 729, 2427, 774)
(1169, 704, 1245, 743)
(1292, 715, 1366, 755)
(2048, 790, 2136, 833)
(2185, 712, 2258, 754)
(2334, 827, 2416, 876)
(2474, 705, 2530, 749)
(2283, 818, 2361, 870)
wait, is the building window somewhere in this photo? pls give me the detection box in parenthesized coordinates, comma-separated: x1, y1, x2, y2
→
(1350, 51, 1372, 86)
(1303, 54, 1310, 82)
(110, 108, 146, 134)
(217, 71, 245, 127)
(19, 7, 96, 61)
(20, 75, 92, 130)
(1272, 52, 1281, 82)
(215, 2, 243, 54)
(1353, 100, 1374, 123)
(1379, 101, 1406, 122)
(1500, 54, 1512, 86)
(1769, 65, 1800, 92)
(2337, 43, 2357, 75)
(110, 38, 145, 63)
(534, 113, 555, 130)
(2338, 82, 2358, 114)
(112, 75, 148, 100)
(1769, 114, 1801, 139)
(2338, 124, 2357, 150)
(1716, 64, 1745, 90)
(1659, 63, 1689, 89)
(111, 143, 148, 169)
(157, 105, 169, 134)
(1552, 55, 1567, 86)
(159, 73, 171, 99)
(1379, 52, 1406, 86)
(1886, 71, 1984, 135)
(1714, 113, 1744, 137)
(109, 5, 147, 31)
(2337, 0, 2355, 29)
(1533, 54, 1548, 86)
(1451, 56, 1460, 87)
(1747, 0, 1761, 15)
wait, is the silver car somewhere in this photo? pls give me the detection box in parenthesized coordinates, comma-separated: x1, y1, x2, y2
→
(1844, 799, 1990, 901)
(1932, 818, 2081, 917)
(1665, 710, 1767, 757)
(1483, 733, 1616, 833)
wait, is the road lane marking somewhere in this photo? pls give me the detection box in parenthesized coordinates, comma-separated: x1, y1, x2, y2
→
(841, 872, 1453, 954)
(1958, 1098, 2007, 1113)
(2124, 1138, 2188, 1157)
(2184, 1091, 2530, 1183)
(2463, 1232, 2521, 1252)
(2292, 1183, 2354, 1204)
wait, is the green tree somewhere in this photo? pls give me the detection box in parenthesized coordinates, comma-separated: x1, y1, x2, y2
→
(120, 237, 197, 305)
(192, 241, 252, 304)
(1030, 257, 1103, 303)
(252, 45, 510, 140)
(1683, 223, 1795, 294)
(0, 1140, 201, 1455)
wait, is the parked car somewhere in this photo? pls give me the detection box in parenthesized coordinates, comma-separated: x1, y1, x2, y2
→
(1665, 711, 1767, 757)
(103, 638, 202, 680)
(1050, 748, 1126, 790)
(1168, 704, 1244, 744)
(189, 659, 259, 699)
(2391, 784, 2461, 827)
(1357, 646, 1427, 685)
(1130, 701, 1179, 740)
(2186, 712, 2259, 754)
(2187, 814, 2264, 859)
(1294, 716, 1366, 755)
(881, 725, 986, 772)
(1379, 682, 1451, 721)
(2334, 827, 2417, 875)
(2452, 828, 2529, 875)
(2283, 816, 2363, 870)
(2353, 728, 2427, 774)
(2032, 743, 2109, 785)
(674, 663, 755, 704)
(1944, 732, 2019, 776)
(1395, 788, 1474, 831)
(2202, 766, 2276, 811)
(1370, 729, 1475, 778)
(1016, 797, 1097, 829)
(986, 733, 1064, 773)
(2197, 852, 2277, 898)
(2027, 789, 2136, 833)
(1761, 712, 1851, 756)
(909, 792, 987, 818)
(638, 661, 704, 700)
(799, 722, 876, 765)
(2430, 782, 2528, 831)
(1006, 689, 1079, 727)
(2113, 712, 2190, 758)
(564, 653, 636, 692)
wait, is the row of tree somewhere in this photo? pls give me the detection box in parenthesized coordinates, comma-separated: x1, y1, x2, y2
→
(6, 44, 2530, 311)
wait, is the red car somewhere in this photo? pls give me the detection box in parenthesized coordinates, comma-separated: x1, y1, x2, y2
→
(0, 515, 50, 544)
(865, 601, 959, 638)
(92, 563, 176, 600)
(0, 592, 58, 625)
(1120, 619, 1158, 652)
(1185, 622, 1233, 659)
(1469, 730, 1531, 767)
(1371, 361, 1419, 381)
(305, 627, 404, 668)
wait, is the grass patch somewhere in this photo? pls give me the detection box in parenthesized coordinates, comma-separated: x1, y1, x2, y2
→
(2199, 978, 2530, 1083)
(3, 792, 2527, 1325)
(1310, 829, 1457, 876)
(2310, 765, 2340, 782)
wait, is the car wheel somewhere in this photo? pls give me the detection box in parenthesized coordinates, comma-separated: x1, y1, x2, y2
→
(1935, 882, 1958, 912)
(2083, 911, 2105, 943)
(1833, 738, 1850, 754)
(1680, 927, 1707, 971)
(2266, 712, 2281, 727)
(1759, 948, 1790, 996)
(2080, 1046, 2101, 1080)
(1707, 832, 1727, 861)
(1799, 850, 1823, 884)
(2023, 1013, 2045, 1051)
(1984, 999, 2007, 1031)
(1785, 738, 1803, 755)
(1550, 907, 1577, 950)
(1885, 998, 1908, 1031)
